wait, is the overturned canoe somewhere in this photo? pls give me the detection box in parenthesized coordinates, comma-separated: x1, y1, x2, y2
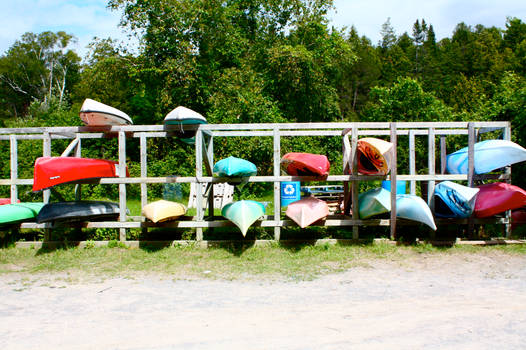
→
(0, 198, 19, 205)
(396, 194, 437, 230)
(33, 157, 128, 192)
(358, 188, 391, 219)
(281, 153, 330, 176)
(79, 98, 133, 126)
(0, 203, 45, 226)
(433, 181, 479, 218)
(213, 156, 257, 177)
(37, 201, 120, 223)
(511, 209, 526, 231)
(285, 197, 329, 228)
(474, 182, 526, 218)
(356, 138, 394, 175)
(164, 106, 207, 144)
(222, 200, 265, 236)
(446, 140, 526, 174)
(142, 200, 187, 223)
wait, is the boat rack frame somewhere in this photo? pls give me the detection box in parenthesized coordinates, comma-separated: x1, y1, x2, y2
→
(0, 121, 513, 242)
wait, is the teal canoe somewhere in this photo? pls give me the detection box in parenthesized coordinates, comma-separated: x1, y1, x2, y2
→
(0, 203, 45, 226)
(213, 156, 257, 177)
(222, 200, 265, 236)
(396, 194, 437, 230)
(358, 188, 391, 219)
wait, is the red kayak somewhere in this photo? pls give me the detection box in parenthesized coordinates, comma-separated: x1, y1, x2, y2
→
(281, 153, 330, 176)
(474, 182, 526, 218)
(511, 208, 526, 231)
(33, 157, 128, 191)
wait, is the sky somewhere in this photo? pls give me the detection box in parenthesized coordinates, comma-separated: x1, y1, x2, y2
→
(1, 0, 525, 59)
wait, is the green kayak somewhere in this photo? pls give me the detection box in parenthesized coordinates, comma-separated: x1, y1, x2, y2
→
(0, 203, 45, 226)
(358, 188, 391, 219)
(222, 200, 265, 236)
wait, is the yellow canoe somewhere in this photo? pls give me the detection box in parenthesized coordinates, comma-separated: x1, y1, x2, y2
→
(142, 200, 187, 223)
(356, 137, 394, 175)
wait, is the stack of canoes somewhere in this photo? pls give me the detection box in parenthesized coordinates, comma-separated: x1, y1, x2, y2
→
(163, 106, 207, 145)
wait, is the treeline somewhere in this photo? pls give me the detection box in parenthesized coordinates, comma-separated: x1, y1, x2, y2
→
(1, 0, 525, 200)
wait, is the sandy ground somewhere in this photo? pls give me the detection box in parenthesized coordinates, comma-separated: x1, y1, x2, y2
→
(1, 252, 526, 350)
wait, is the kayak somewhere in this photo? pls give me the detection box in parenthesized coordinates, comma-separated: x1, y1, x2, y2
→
(0, 198, 19, 205)
(142, 200, 187, 223)
(474, 182, 526, 218)
(164, 106, 207, 144)
(356, 138, 393, 175)
(281, 153, 330, 176)
(222, 200, 265, 236)
(396, 194, 437, 230)
(37, 201, 120, 223)
(0, 203, 45, 226)
(79, 98, 133, 126)
(446, 140, 526, 174)
(285, 197, 329, 228)
(213, 156, 257, 177)
(433, 181, 479, 218)
(33, 156, 128, 192)
(358, 187, 391, 219)
(511, 208, 526, 231)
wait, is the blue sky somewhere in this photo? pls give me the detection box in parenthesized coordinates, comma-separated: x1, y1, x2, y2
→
(1, 0, 525, 58)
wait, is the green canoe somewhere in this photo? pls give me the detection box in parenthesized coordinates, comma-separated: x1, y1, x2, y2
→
(0, 202, 45, 226)
(222, 200, 265, 236)
(358, 188, 391, 219)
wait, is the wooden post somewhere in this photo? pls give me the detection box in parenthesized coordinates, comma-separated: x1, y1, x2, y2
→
(74, 135, 82, 201)
(42, 132, 51, 204)
(273, 127, 281, 241)
(408, 130, 416, 195)
(427, 127, 435, 206)
(351, 127, 359, 239)
(10, 135, 17, 204)
(205, 134, 214, 218)
(390, 123, 397, 240)
(140, 135, 148, 236)
(503, 123, 512, 238)
(342, 132, 352, 215)
(195, 128, 204, 241)
(467, 123, 475, 239)
(118, 131, 127, 241)
(440, 135, 447, 174)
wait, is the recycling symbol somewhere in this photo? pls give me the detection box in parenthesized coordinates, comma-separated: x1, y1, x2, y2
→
(283, 184, 295, 195)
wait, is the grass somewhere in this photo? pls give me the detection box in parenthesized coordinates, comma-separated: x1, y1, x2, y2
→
(1, 242, 525, 283)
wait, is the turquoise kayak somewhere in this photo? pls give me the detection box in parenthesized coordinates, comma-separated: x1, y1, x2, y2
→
(396, 194, 436, 230)
(213, 156, 257, 177)
(446, 139, 526, 174)
(433, 181, 479, 218)
(0, 203, 45, 226)
(222, 200, 265, 236)
(358, 188, 391, 219)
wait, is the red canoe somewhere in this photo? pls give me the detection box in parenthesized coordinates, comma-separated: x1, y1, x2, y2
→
(474, 182, 526, 218)
(0, 198, 20, 205)
(281, 153, 330, 176)
(33, 157, 128, 192)
(511, 208, 526, 231)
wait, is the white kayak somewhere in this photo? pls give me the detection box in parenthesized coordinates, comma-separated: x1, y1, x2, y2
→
(396, 194, 437, 230)
(79, 98, 133, 126)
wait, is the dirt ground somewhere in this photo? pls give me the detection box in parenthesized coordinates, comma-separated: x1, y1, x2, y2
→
(1, 251, 526, 350)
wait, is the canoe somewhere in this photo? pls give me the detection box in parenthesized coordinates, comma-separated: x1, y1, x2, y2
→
(358, 188, 391, 219)
(142, 200, 187, 223)
(0, 203, 45, 226)
(79, 98, 133, 126)
(164, 106, 207, 144)
(222, 200, 265, 236)
(213, 156, 257, 177)
(446, 140, 526, 174)
(356, 138, 393, 175)
(33, 156, 128, 192)
(433, 181, 479, 218)
(37, 201, 120, 223)
(396, 194, 437, 230)
(511, 208, 526, 231)
(281, 153, 330, 176)
(474, 182, 526, 218)
(285, 197, 329, 228)
(0, 198, 19, 205)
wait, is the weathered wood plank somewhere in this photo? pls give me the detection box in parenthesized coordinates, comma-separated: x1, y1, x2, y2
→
(390, 123, 398, 240)
(408, 130, 416, 195)
(140, 135, 148, 211)
(351, 127, 359, 239)
(10, 135, 18, 204)
(195, 129, 204, 241)
(118, 131, 127, 241)
(427, 127, 436, 206)
(273, 127, 281, 241)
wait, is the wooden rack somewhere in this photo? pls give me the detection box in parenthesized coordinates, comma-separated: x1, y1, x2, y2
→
(0, 121, 512, 242)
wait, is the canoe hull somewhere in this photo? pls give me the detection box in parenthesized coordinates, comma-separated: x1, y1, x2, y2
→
(281, 153, 330, 176)
(142, 200, 187, 223)
(213, 157, 257, 177)
(285, 197, 329, 228)
(222, 200, 265, 236)
(396, 194, 437, 230)
(33, 157, 127, 192)
(358, 188, 391, 219)
(79, 99, 132, 126)
(356, 138, 393, 175)
(474, 182, 526, 218)
(433, 181, 479, 218)
(164, 106, 207, 142)
(0, 203, 45, 225)
(446, 140, 526, 174)
(37, 201, 120, 223)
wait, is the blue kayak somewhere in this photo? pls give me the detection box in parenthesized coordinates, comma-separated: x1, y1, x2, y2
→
(433, 181, 479, 218)
(396, 194, 437, 230)
(213, 157, 257, 177)
(446, 140, 526, 174)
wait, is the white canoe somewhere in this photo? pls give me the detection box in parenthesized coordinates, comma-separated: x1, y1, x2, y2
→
(285, 197, 329, 228)
(164, 106, 207, 124)
(142, 200, 187, 223)
(396, 194, 437, 230)
(79, 98, 133, 126)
